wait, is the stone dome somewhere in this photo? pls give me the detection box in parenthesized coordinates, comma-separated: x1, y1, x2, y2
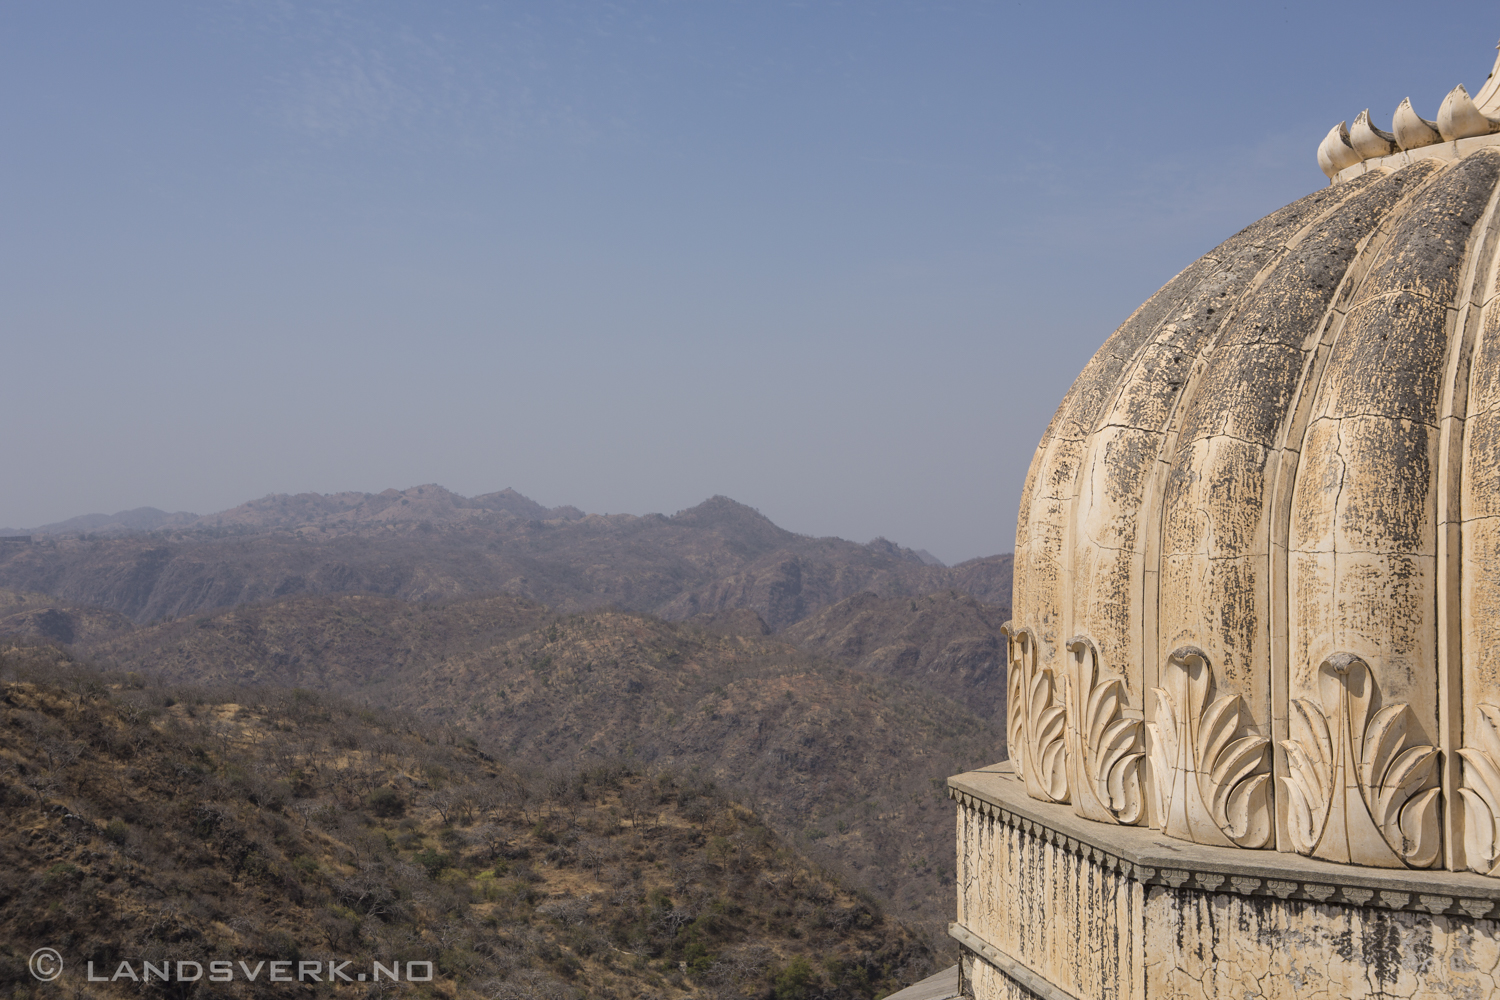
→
(1005, 102, 1500, 873)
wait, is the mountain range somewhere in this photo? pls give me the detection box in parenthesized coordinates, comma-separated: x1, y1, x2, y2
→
(0, 486, 1010, 630)
(0, 485, 582, 537)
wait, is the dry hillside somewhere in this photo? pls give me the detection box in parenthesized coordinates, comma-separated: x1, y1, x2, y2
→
(0, 644, 934, 999)
(77, 595, 1003, 950)
(782, 591, 1007, 725)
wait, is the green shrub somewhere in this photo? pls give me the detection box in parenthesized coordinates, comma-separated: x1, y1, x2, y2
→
(773, 954, 817, 1000)
(414, 848, 454, 877)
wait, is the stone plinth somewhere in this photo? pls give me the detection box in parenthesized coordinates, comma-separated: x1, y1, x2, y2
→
(950, 763, 1500, 999)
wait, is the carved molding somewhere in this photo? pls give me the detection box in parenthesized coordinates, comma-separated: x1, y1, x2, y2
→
(949, 782, 1500, 918)
(1002, 623, 1068, 803)
(1459, 704, 1500, 876)
(1063, 637, 1144, 825)
(1281, 653, 1441, 869)
(1147, 647, 1272, 849)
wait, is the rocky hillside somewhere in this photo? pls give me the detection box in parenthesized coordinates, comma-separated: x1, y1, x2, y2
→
(0, 646, 934, 999)
(70, 593, 1002, 949)
(782, 590, 1008, 725)
(0, 588, 136, 647)
(0, 487, 1011, 629)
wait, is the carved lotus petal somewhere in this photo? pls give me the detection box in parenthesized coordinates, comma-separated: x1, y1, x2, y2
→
(1287, 699, 1333, 804)
(1210, 734, 1270, 794)
(1223, 771, 1271, 847)
(1349, 109, 1396, 158)
(1038, 735, 1068, 801)
(1362, 704, 1411, 793)
(1064, 637, 1143, 825)
(1477, 705, 1500, 759)
(1036, 702, 1065, 749)
(1007, 676, 1025, 778)
(1146, 687, 1177, 828)
(1373, 743, 1439, 833)
(1197, 696, 1242, 775)
(1279, 775, 1317, 856)
(1085, 677, 1122, 751)
(1437, 83, 1498, 141)
(1398, 786, 1442, 869)
(1096, 717, 1140, 787)
(1460, 785, 1498, 873)
(1392, 97, 1442, 150)
(1460, 746, 1500, 819)
(1458, 705, 1500, 875)
(1108, 754, 1145, 824)
(1007, 627, 1072, 805)
(1027, 670, 1052, 727)
(1317, 121, 1361, 179)
(1146, 723, 1171, 827)
(1149, 688, 1178, 765)
(1281, 697, 1334, 856)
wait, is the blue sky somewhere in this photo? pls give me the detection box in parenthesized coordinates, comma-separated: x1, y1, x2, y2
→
(2, 2, 1495, 562)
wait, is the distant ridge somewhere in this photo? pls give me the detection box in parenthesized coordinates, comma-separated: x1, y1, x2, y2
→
(1, 506, 199, 536)
(194, 483, 587, 532)
(0, 486, 1011, 628)
(1, 485, 584, 537)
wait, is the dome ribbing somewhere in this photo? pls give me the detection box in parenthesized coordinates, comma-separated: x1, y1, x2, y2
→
(1006, 147, 1500, 873)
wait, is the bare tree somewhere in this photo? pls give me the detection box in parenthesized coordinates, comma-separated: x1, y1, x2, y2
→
(471, 823, 508, 861)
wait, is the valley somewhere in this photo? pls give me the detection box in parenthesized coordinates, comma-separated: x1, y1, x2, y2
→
(0, 488, 1012, 996)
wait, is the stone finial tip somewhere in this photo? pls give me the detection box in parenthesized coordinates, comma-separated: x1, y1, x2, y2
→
(1317, 121, 1359, 179)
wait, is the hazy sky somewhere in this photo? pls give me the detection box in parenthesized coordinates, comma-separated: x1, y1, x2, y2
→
(3, 2, 1495, 562)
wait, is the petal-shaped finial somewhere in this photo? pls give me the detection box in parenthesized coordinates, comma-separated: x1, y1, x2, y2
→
(1350, 109, 1397, 159)
(1438, 83, 1500, 140)
(1392, 98, 1442, 150)
(1474, 38, 1500, 115)
(1317, 122, 1361, 179)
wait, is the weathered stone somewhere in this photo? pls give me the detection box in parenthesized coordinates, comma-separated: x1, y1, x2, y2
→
(953, 765, 1500, 998)
(1003, 147, 1500, 868)
(970, 44, 1500, 997)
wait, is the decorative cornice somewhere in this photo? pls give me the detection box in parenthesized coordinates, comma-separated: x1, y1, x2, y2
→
(950, 762, 1500, 919)
(1321, 44, 1500, 182)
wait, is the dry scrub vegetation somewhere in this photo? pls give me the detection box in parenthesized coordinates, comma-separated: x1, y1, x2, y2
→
(0, 643, 931, 1000)
(86, 599, 990, 948)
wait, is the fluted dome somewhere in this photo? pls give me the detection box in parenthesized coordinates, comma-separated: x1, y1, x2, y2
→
(1005, 138, 1500, 874)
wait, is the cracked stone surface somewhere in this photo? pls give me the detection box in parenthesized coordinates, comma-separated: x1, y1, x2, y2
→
(984, 57, 1500, 996)
(1004, 145, 1500, 869)
(955, 784, 1500, 999)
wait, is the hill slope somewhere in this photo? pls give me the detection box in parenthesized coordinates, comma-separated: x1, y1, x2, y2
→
(0, 647, 933, 999)
(81, 594, 1003, 948)
(781, 590, 1007, 725)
